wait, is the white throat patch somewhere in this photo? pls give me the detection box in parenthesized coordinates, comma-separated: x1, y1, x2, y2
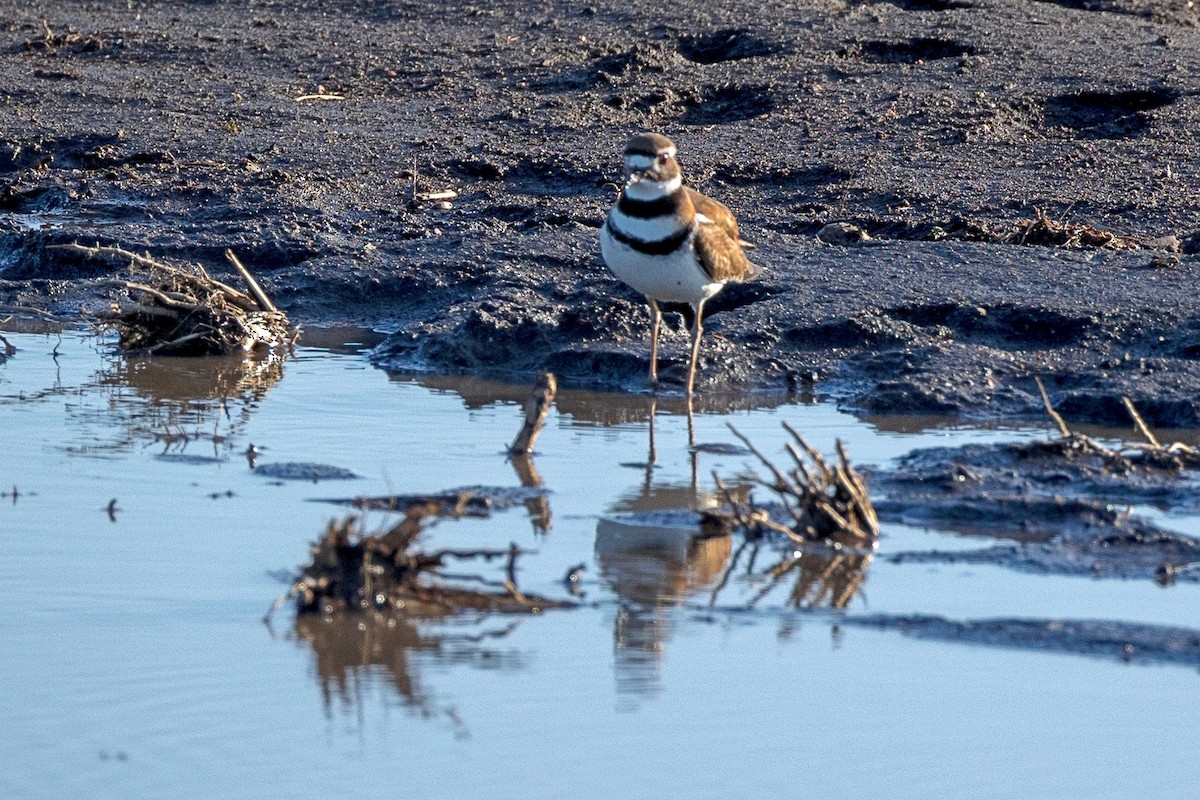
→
(625, 174, 682, 200)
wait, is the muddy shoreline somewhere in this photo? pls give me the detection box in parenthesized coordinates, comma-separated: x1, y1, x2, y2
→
(3, 0, 1200, 426)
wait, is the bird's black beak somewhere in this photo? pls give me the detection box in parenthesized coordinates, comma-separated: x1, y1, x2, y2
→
(625, 166, 660, 185)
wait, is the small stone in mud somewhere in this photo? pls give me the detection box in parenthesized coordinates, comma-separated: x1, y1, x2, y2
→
(816, 222, 871, 245)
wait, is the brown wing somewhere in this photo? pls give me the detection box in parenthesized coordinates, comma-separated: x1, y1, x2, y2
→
(693, 219, 761, 283)
(687, 188, 762, 283)
(685, 188, 742, 242)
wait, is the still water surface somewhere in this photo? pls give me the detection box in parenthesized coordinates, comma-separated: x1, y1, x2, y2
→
(2, 329, 1198, 799)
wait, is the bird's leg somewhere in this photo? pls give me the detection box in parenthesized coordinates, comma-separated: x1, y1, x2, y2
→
(646, 297, 662, 386)
(686, 299, 706, 397)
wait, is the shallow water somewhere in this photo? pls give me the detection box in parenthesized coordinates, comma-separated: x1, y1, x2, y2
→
(2, 329, 1199, 800)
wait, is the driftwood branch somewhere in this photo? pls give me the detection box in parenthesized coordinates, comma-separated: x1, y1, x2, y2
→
(714, 425, 879, 551)
(509, 371, 557, 455)
(0, 305, 68, 322)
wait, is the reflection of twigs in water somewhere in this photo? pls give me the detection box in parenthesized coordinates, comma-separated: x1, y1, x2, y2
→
(95, 350, 285, 457)
(738, 548, 872, 611)
(789, 550, 872, 608)
(707, 532, 755, 608)
(291, 610, 524, 736)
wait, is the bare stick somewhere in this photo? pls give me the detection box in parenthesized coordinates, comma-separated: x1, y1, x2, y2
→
(727, 423, 791, 491)
(410, 154, 419, 208)
(99, 280, 204, 311)
(425, 547, 516, 562)
(1034, 376, 1071, 438)
(0, 305, 67, 322)
(417, 189, 458, 202)
(509, 372, 557, 455)
(224, 250, 277, 312)
(51, 241, 175, 271)
(716, 472, 804, 541)
(1121, 396, 1161, 449)
(783, 442, 815, 485)
(793, 433, 832, 483)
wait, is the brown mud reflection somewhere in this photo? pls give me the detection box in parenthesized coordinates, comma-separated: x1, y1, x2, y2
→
(392, 373, 802, 426)
(292, 611, 525, 736)
(510, 453, 552, 534)
(0, 332, 288, 458)
(88, 350, 285, 458)
(70, 328, 378, 456)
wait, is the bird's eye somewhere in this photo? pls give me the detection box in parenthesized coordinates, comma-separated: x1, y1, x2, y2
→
(657, 152, 671, 164)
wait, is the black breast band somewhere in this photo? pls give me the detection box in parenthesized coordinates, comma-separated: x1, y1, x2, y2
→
(606, 218, 691, 256)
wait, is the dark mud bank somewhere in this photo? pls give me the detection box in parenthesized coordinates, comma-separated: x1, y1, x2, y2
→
(3, 0, 1200, 425)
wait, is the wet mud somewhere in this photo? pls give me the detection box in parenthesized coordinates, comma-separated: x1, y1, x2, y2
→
(870, 426, 1200, 581)
(2, 0, 1199, 424)
(846, 615, 1200, 669)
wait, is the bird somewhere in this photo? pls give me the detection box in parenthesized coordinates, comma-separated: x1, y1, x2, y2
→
(599, 132, 761, 396)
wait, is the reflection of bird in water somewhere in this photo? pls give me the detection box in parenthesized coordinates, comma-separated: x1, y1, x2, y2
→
(598, 392, 761, 699)
(595, 517, 731, 699)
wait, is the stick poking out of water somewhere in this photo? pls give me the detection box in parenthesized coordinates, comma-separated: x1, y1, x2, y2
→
(509, 372, 557, 455)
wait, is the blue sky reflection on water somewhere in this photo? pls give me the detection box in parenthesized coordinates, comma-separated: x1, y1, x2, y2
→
(1, 329, 1198, 800)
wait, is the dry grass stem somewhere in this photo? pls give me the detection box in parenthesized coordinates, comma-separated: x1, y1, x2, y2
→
(1010, 207, 1143, 250)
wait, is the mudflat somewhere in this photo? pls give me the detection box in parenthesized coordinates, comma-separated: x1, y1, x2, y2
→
(2, 0, 1199, 425)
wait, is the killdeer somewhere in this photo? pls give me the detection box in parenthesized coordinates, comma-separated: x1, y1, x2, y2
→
(599, 133, 761, 395)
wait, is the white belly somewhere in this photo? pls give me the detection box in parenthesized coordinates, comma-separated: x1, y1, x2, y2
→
(600, 223, 724, 306)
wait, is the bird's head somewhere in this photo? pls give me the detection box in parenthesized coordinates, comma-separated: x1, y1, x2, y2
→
(621, 133, 681, 199)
